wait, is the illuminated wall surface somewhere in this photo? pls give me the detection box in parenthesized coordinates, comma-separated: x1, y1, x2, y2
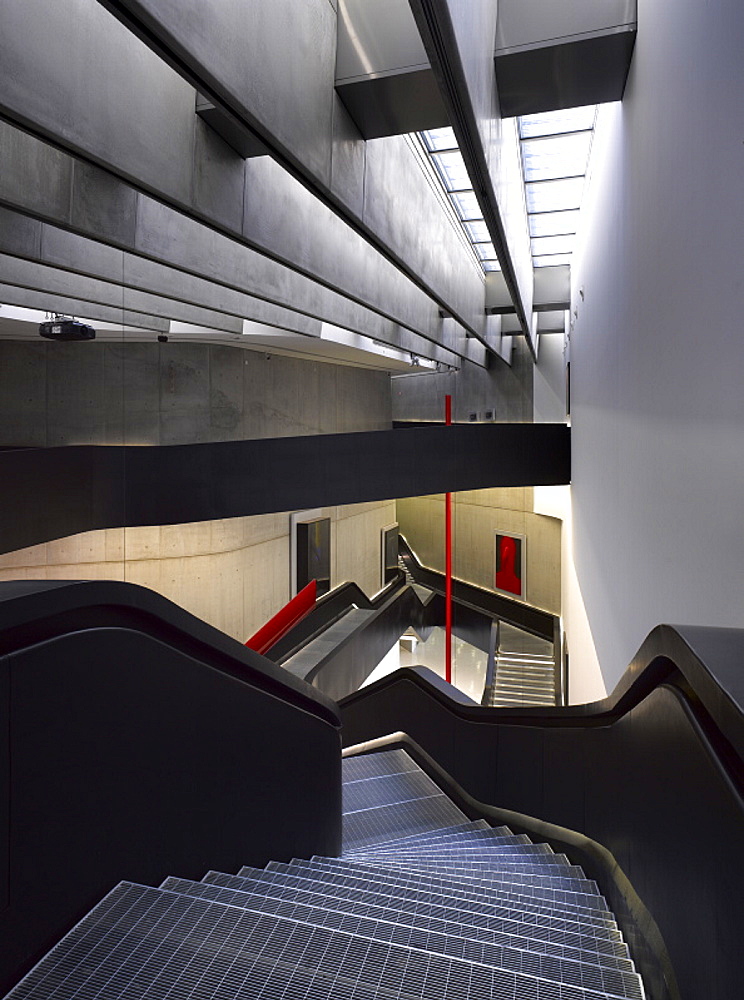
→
(0, 0, 739, 700)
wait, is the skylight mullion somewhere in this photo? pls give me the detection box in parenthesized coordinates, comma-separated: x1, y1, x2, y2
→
(524, 174, 585, 185)
(519, 127, 594, 144)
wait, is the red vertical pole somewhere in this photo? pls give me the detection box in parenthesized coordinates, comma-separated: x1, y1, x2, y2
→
(445, 394, 453, 685)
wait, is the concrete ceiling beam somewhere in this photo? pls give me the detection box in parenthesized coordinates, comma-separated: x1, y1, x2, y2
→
(0, 0, 489, 347)
(0, 132, 481, 367)
(0, 284, 169, 333)
(0, 255, 244, 335)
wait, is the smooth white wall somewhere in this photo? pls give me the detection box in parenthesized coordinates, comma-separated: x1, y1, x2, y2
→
(533, 486, 606, 704)
(570, 0, 744, 688)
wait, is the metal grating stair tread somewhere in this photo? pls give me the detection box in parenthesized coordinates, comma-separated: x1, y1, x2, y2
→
(155, 877, 642, 998)
(203, 873, 630, 967)
(8, 882, 643, 1000)
(5, 748, 645, 1000)
(341, 749, 421, 781)
(343, 825, 526, 854)
(343, 795, 469, 851)
(166, 875, 634, 971)
(241, 863, 620, 930)
(285, 857, 607, 905)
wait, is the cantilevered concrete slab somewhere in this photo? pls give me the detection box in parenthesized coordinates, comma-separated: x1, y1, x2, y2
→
(0, 130, 484, 367)
(495, 0, 637, 116)
(335, 0, 448, 138)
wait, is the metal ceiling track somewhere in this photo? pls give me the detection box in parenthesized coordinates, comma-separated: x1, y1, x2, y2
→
(409, 0, 537, 360)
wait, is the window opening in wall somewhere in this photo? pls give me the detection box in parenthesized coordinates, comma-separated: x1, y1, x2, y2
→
(518, 104, 598, 268)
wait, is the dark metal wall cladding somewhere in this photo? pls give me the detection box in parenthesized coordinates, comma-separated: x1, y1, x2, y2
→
(0, 423, 570, 554)
(0, 624, 341, 996)
(339, 650, 744, 1000)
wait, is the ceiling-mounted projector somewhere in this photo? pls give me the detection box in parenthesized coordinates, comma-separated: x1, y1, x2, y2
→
(39, 317, 96, 341)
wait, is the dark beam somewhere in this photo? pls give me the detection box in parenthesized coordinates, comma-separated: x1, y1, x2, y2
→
(0, 424, 570, 553)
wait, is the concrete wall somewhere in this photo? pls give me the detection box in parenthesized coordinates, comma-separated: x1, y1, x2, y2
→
(0, 500, 396, 642)
(398, 487, 561, 615)
(0, 0, 488, 345)
(391, 337, 533, 423)
(570, 0, 744, 688)
(533, 335, 566, 424)
(0, 340, 391, 446)
(0, 340, 394, 640)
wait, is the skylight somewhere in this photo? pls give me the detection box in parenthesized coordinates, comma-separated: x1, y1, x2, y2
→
(421, 106, 599, 273)
(419, 128, 501, 272)
(519, 105, 597, 267)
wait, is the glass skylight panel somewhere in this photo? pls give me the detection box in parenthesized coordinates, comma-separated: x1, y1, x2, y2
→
(463, 219, 490, 243)
(431, 149, 470, 191)
(534, 253, 573, 267)
(421, 127, 457, 152)
(418, 129, 501, 272)
(519, 105, 597, 139)
(531, 235, 575, 256)
(521, 132, 592, 182)
(528, 209, 580, 238)
(525, 176, 584, 214)
(518, 104, 599, 267)
(450, 189, 482, 220)
(474, 241, 497, 261)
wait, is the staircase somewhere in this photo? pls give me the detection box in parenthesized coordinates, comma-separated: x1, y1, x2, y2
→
(6, 749, 645, 1000)
(485, 649, 557, 707)
(398, 554, 415, 585)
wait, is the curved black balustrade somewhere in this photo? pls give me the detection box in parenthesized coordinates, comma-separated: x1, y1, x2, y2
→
(267, 572, 408, 663)
(0, 580, 341, 995)
(339, 624, 744, 1000)
(399, 534, 557, 641)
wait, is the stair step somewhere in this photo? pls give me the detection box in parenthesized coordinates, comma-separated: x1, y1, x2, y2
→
(159, 876, 642, 998)
(8, 882, 642, 1000)
(492, 697, 556, 706)
(345, 831, 535, 857)
(342, 793, 469, 851)
(341, 747, 420, 781)
(341, 819, 496, 853)
(6, 746, 645, 1000)
(168, 875, 634, 973)
(260, 859, 614, 921)
(207, 869, 630, 958)
(498, 653, 555, 662)
(493, 688, 555, 696)
(308, 857, 600, 894)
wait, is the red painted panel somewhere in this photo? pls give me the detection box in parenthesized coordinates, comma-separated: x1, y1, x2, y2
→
(445, 394, 452, 685)
(245, 580, 317, 656)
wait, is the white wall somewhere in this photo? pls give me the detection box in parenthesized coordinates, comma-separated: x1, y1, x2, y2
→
(570, 0, 744, 688)
(533, 486, 606, 704)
